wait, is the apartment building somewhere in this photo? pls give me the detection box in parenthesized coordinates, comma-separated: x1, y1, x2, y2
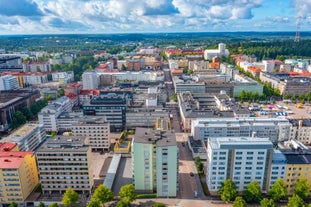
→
(206, 137, 273, 194)
(2, 123, 46, 151)
(192, 117, 291, 143)
(82, 70, 98, 89)
(281, 149, 311, 194)
(132, 128, 178, 197)
(0, 151, 39, 205)
(289, 119, 311, 145)
(72, 116, 110, 151)
(0, 75, 19, 91)
(269, 150, 287, 188)
(36, 136, 93, 195)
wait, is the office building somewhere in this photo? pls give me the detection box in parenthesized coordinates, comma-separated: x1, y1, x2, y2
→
(132, 128, 178, 197)
(0, 151, 39, 204)
(192, 117, 291, 143)
(83, 92, 128, 132)
(269, 150, 287, 188)
(206, 137, 273, 194)
(72, 116, 110, 151)
(2, 123, 46, 151)
(36, 136, 93, 194)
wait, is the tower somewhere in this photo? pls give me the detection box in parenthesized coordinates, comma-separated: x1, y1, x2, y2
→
(294, 16, 301, 42)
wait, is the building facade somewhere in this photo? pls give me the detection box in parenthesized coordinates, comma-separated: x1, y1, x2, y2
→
(132, 128, 178, 197)
(0, 151, 39, 205)
(82, 70, 98, 90)
(36, 136, 93, 195)
(206, 137, 273, 194)
(2, 123, 46, 151)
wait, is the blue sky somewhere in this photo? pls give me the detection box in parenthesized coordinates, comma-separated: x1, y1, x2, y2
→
(0, 0, 310, 34)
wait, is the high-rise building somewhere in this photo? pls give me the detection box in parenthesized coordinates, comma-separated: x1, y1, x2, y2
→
(72, 116, 110, 151)
(0, 151, 39, 204)
(132, 128, 178, 197)
(2, 123, 46, 151)
(82, 70, 98, 89)
(0, 75, 19, 91)
(36, 136, 93, 194)
(206, 137, 274, 194)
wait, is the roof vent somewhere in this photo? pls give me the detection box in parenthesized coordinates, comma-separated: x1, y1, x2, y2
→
(4, 159, 10, 162)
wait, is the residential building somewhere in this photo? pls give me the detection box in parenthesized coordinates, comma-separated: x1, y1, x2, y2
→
(0, 75, 19, 91)
(269, 150, 287, 188)
(192, 117, 291, 143)
(206, 137, 273, 194)
(52, 71, 74, 84)
(83, 92, 128, 132)
(82, 70, 98, 89)
(2, 123, 46, 151)
(281, 149, 311, 193)
(289, 119, 311, 145)
(0, 89, 40, 132)
(132, 128, 178, 197)
(36, 136, 93, 194)
(22, 61, 51, 72)
(0, 151, 39, 205)
(72, 116, 110, 151)
(175, 82, 206, 94)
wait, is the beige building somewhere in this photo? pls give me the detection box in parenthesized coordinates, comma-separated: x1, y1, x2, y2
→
(72, 116, 110, 151)
(289, 119, 311, 145)
(36, 136, 93, 194)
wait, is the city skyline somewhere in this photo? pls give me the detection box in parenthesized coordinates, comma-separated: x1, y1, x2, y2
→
(0, 0, 310, 35)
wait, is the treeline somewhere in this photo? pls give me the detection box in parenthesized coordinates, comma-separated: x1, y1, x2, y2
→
(51, 56, 97, 81)
(228, 40, 311, 60)
(11, 100, 47, 129)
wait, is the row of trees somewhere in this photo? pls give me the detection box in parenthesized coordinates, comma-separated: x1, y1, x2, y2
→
(30, 184, 164, 207)
(219, 178, 311, 207)
(11, 99, 47, 129)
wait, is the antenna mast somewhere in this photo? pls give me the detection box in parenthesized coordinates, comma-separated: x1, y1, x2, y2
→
(294, 16, 301, 42)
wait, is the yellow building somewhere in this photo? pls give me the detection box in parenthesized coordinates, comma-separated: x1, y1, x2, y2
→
(0, 151, 39, 204)
(282, 150, 311, 194)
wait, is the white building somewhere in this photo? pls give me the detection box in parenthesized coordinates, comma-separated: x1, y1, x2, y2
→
(38, 96, 72, 132)
(0, 75, 19, 90)
(192, 117, 291, 143)
(206, 137, 274, 193)
(262, 60, 275, 72)
(23, 73, 48, 85)
(22, 62, 51, 72)
(2, 123, 46, 151)
(82, 70, 98, 89)
(204, 43, 229, 60)
(52, 71, 74, 84)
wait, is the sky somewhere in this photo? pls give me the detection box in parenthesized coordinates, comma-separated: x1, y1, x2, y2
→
(0, 0, 310, 34)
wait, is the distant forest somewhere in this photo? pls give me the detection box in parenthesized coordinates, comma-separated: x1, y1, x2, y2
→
(0, 32, 311, 60)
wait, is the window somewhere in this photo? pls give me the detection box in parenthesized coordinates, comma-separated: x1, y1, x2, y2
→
(247, 152, 254, 155)
(236, 152, 242, 155)
(235, 162, 242, 165)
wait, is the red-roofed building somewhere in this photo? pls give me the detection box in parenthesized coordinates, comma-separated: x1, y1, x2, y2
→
(0, 142, 18, 152)
(65, 82, 82, 96)
(247, 66, 261, 77)
(79, 89, 100, 105)
(0, 151, 38, 204)
(165, 49, 183, 58)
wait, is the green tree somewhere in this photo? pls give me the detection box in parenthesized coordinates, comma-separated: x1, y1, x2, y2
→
(294, 178, 310, 200)
(260, 198, 275, 207)
(244, 180, 262, 203)
(152, 202, 166, 207)
(21, 107, 33, 120)
(166, 96, 170, 102)
(91, 184, 114, 206)
(62, 188, 80, 206)
(233, 196, 247, 207)
(183, 67, 188, 74)
(11, 111, 27, 129)
(38, 202, 45, 207)
(172, 93, 178, 102)
(268, 179, 287, 201)
(48, 203, 59, 207)
(284, 94, 290, 100)
(9, 202, 18, 207)
(57, 89, 65, 97)
(119, 184, 137, 203)
(121, 64, 127, 71)
(116, 200, 129, 207)
(218, 179, 238, 202)
(288, 194, 305, 207)
(86, 200, 100, 207)
(239, 90, 246, 100)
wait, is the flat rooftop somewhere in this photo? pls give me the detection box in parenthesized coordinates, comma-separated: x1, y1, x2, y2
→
(3, 123, 42, 143)
(209, 137, 273, 150)
(134, 127, 176, 147)
(37, 136, 89, 152)
(0, 151, 34, 169)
